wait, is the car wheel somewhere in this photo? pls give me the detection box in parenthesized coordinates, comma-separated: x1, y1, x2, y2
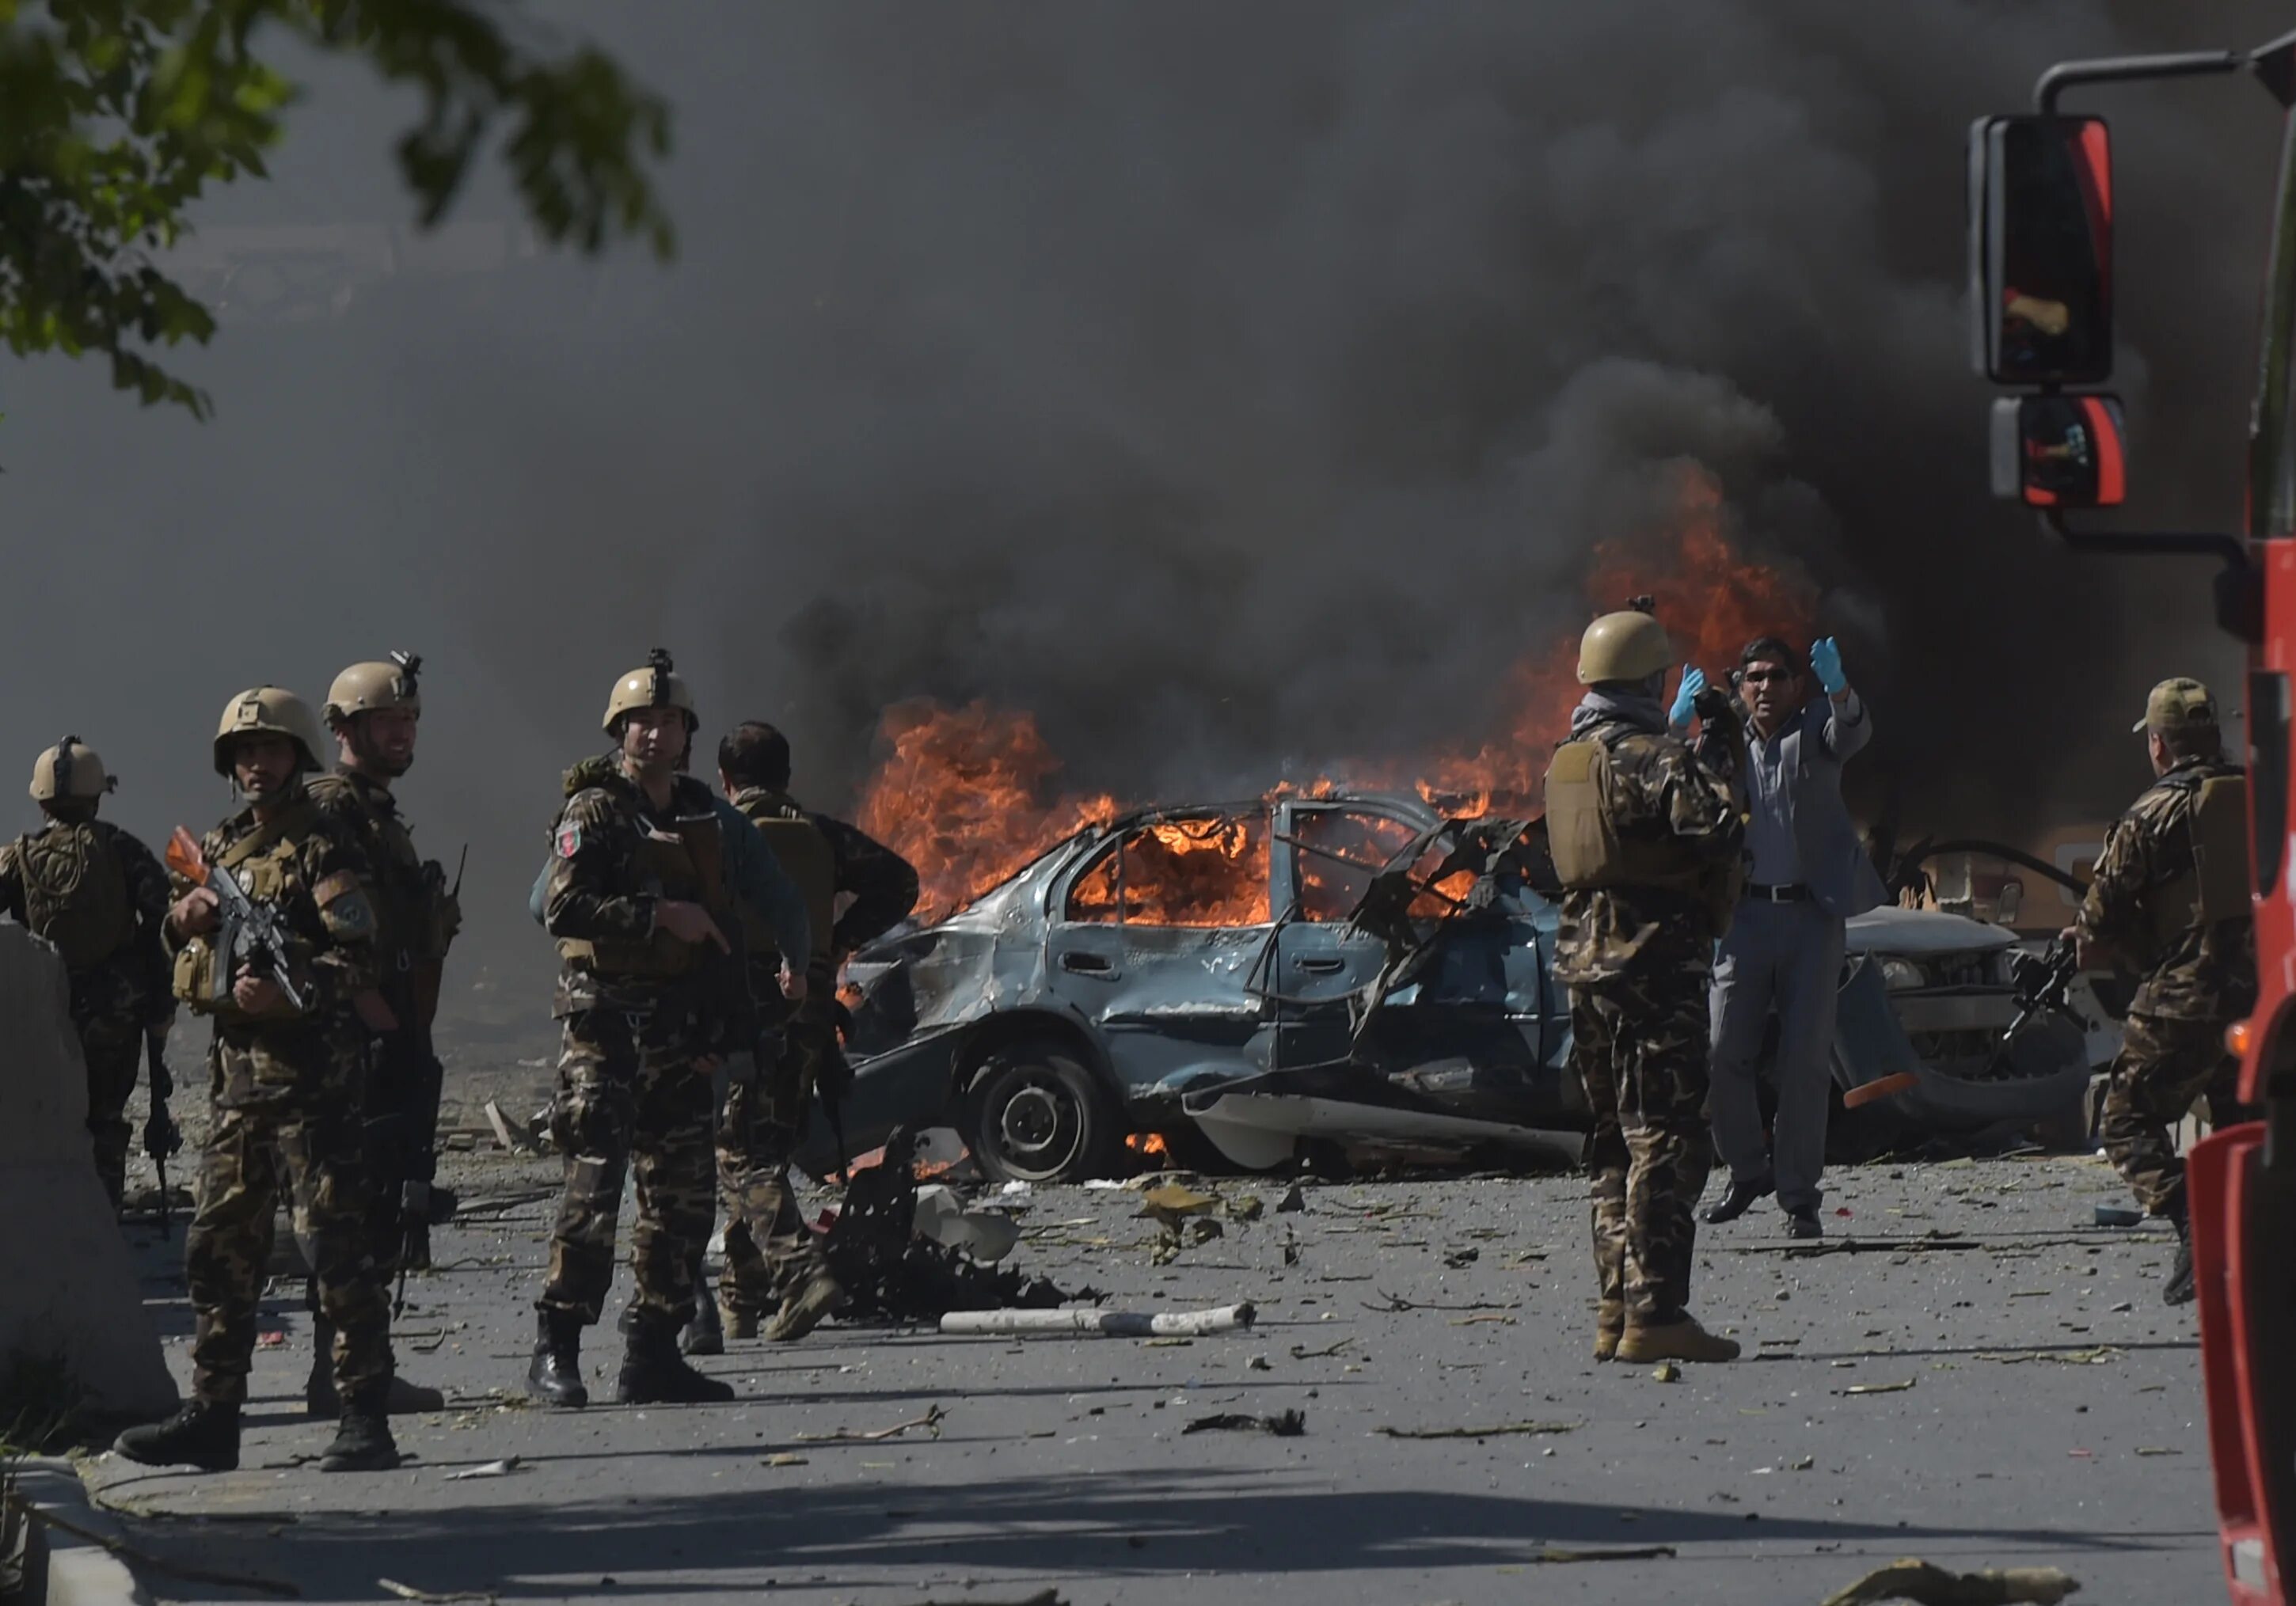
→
(965, 1042, 1118, 1185)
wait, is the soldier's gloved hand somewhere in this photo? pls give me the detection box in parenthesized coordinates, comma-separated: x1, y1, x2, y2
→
(1667, 664, 1706, 731)
(1810, 637, 1849, 697)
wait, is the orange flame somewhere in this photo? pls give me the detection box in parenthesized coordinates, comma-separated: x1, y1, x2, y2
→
(856, 465, 1817, 924)
(1125, 1132, 1170, 1160)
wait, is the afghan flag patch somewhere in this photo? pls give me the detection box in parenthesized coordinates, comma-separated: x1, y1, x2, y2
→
(556, 825, 582, 859)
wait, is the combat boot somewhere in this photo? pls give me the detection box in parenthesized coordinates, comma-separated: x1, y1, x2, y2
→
(616, 1312, 736, 1405)
(2164, 1213, 2196, 1306)
(720, 1296, 758, 1341)
(113, 1400, 241, 1472)
(526, 1309, 590, 1408)
(1592, 1300, 1625, 1362)
(682, 1284, 724, 1357)
(766, 1270, 844, 1343)
(1615, 1315, 1743, 1364)
(317, 1410, 401, 1473)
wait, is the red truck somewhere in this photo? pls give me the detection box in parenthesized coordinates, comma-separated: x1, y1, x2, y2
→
(1970, 34, 2296, 1605)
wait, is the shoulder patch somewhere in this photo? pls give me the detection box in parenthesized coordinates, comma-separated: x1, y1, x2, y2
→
(314, 870, 376, 940)
(557, 824, 583, 859)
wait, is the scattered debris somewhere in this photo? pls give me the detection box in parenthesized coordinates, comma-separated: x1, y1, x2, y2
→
(1449, 1312, 1515, 1327)
(1528, 1544, 1678, 1564)
(793, 1405, 948, 1444)
(1375, 1419, 1581, 1441)
(903, 1592, 1066, 1606)
(1361, 1289, 1518, 1314)
(941, 1304, 1253, 1338)
(1247, 1354, 1273, 1372)
(1181, 1410, 1305, 1437)
(1976, 1348, 2121, 1367)
(481, 1099, 542, 1156)
(1276, 1183, 1306, 1213)
(1818, 1559, 2081, 1605)
(912, 1184, 1022, 1262)
(1651, 1361, 1682, 1383)
(1443, 1247, 1481, 1268)
(1838, 1379, 1918, 1395)
(2092, 1205, 2142, 1228)
(445, 1457, 523, 1481)
(827, 1127, 1095, 1321)
(1224, 1194, 1266, 1223)
(764, 1452, 809, 1467)
(1289, 1338, 1355, 1361)
(381, 1581, 496, 1605)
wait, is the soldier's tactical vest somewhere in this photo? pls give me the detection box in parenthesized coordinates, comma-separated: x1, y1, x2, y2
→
(1545, 726, 1740, 934)
(171, 804, 325, 1019)
(310, 775, 453, 970)
(556, 804, 725, 981)
(17, 822, 132, 970)
(736, 794, 834, 966)
(2150, 767, 2252, 941)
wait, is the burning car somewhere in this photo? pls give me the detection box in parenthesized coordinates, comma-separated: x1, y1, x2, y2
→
(796, 792, 2097, 1183)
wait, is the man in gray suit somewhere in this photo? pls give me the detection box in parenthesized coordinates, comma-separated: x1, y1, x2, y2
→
(1675, 635, 1885, 1239)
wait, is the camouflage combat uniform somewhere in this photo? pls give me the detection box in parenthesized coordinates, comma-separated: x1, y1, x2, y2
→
(537, 763, 738, 1335)
(717, 788, 918, 1322)
(2078, 754, 2258, 1220)
(1550, 710, 1744, 1330)
(307, 770, 459, 1274)
(166, 792, 394, 1411)
(0, 818, 173, 1207)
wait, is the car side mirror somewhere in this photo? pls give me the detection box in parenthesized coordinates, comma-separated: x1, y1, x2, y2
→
(1968, 114, 2114, 384)
(1990, 393, 2127, 507)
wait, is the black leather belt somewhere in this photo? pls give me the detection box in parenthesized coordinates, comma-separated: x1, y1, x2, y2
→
(1746, 883, 1811, 902)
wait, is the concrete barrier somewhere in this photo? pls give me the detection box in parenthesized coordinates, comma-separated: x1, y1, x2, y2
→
(0, 927, 178, 1420)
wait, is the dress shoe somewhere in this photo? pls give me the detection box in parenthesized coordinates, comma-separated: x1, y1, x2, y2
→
(1702, 1172, 1775, 1225)
(1785, 1209, 1823, 1240)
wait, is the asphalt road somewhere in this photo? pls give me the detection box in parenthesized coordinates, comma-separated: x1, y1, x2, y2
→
(83, 1145, 2221, 1606)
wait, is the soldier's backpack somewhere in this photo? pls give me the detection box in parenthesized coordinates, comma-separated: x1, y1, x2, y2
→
(17, 821, 133, 970)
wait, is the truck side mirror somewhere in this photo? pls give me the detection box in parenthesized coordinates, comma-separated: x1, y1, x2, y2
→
(1968, 114, 2114, 384)
(1990, 393, 2127, 507)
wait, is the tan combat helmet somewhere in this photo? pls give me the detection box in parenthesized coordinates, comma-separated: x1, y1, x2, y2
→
(601, 647, 697, 735)
(323, 651, 422, 728)
(212, 686, 327, 777)
(29, 737, 115, 803)
(1576, 608, 1674, 686)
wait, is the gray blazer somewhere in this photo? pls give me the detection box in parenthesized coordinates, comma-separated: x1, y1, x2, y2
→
(1747, 694, 1887, 920)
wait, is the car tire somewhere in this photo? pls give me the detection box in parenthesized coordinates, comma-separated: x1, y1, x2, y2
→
(965, 1042, 1119, 1185)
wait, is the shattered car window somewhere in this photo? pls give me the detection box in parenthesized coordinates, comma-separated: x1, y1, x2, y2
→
(1290, 808, 1422, 921)
(1063, 811, 1272, 927)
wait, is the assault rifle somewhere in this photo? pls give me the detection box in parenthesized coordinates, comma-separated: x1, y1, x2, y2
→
(164, 826, 307, 1012)
(142, 1027, 181, 1236)
(1999, 936, 2081, 1051)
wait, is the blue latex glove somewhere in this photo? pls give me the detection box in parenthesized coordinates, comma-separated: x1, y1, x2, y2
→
(1667, 663, 1706, 729)
(1810, 636, 1848, 697)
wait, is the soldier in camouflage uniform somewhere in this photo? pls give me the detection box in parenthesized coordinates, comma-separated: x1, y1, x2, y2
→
(2074, 678, 2257, 1305)
(528, 652, 804, 1407)
(113, 688, 401, 1475)
(302, 654, 462, 1418)
(703, 721, 919, 1346)
(0, 738, 174, 1210)
(1545, 609, 1747, 1365)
